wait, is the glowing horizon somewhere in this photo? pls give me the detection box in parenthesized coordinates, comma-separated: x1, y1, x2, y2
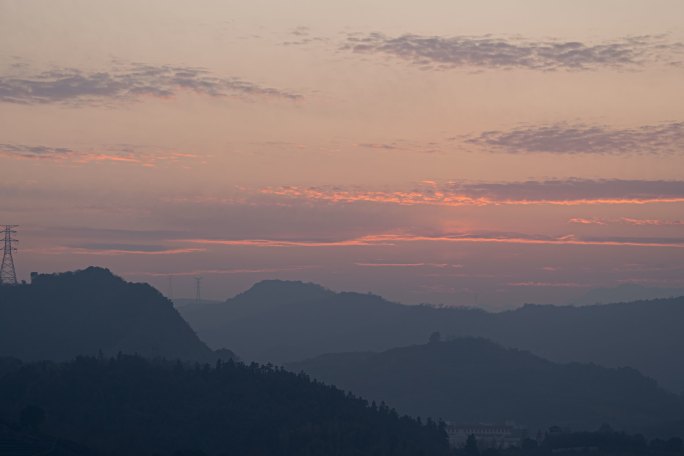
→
(1, 0, 683, 308)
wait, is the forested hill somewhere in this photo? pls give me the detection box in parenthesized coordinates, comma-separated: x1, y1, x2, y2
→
(0, 355, 450, 456)
(288, 338, 684, 434)
(0, 267, 232, 363)
(179, 280, 684, 392)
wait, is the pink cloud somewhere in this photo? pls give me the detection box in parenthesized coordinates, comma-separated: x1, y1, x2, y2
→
(261, 180, 684, 208)
(180, 232, 684, 249)
(569, 217, 683, 226)
(26, 246, 205, 256)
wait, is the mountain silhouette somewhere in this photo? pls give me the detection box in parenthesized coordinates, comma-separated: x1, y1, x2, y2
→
(0, 267, 233, 362)
(180, 280, 421, 362)
(288, 338, 684, 434)
(179, 280, 684, 393)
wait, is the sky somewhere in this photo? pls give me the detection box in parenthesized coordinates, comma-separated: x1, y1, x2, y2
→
(1, 0, 683, 309)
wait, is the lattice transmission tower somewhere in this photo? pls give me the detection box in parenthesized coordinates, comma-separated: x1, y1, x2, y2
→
(0, 225, 18, 285)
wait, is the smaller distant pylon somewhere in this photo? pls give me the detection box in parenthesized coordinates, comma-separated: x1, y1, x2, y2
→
(0, 225, 19, 285)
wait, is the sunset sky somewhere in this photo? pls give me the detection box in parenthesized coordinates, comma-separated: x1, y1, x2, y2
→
(1, 0, 683, 308)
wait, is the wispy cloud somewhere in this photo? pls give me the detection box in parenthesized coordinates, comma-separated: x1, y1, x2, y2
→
(466, 122, 684, 155)
(507, 281, 591, 288)
(0, 63, 300, 105)
(175, 238, 386, 248)
(454, 179, 684, 204)
(130, 265, 317, 277)
(28, 245, 205, 256)
(0, 144, 73, 159)
(355, 262, 459, 268)
(365, 233, 684, 249)
(260, 179, 684, 207)
(283, 26, 330, 46)
(180, 232, 684, 250)
(569, 217, 684, 226)
(343, 33, 682, 71)
(355, 140, 441, 154)
(0, 142, 198, 165)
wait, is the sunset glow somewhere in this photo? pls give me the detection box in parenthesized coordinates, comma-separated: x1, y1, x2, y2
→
(2, 0, 683, 307)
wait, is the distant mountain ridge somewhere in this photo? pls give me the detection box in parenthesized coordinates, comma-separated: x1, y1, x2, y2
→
(180, 280, 684, 392)
(0, 267, 233, 362)
(288, 338, 684, 434)
(569, 283, 684, 306)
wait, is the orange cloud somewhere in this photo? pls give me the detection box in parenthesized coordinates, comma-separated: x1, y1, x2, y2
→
(620, 217, 683, 226)
(261, 186, 684, 207)
(177, 238, 386, 247)
(180, 232, 684, 249)
(0, 142, 198, 166)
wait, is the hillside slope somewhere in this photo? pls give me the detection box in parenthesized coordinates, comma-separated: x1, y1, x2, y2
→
(0, 267, 229, 362)
(288, 338, 684, 433)
(180, 280, 684, 392)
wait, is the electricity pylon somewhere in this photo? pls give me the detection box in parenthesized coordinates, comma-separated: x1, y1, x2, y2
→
(0, 225, 18, 285)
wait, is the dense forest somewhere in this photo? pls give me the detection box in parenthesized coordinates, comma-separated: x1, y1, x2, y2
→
(180, 280, 684, 392)
(0, 267, 234, 363)
(0, 355, 450, 456)
(288, 338, 684, 434)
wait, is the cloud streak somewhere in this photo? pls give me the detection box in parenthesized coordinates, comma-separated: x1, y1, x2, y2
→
(0, 143, 198, 165)
(355, 262, 459, 268)
(507, 281, 591, 288)
(344, 33, 682, 71)
(180, 232, 684, 250)
(0, 63, 300, 105)
(569, 217, 683, 226)
(466, 122, 684, 155)
(0, 144, 74, 159)
(261, 179, 684, 207)
(130, 265, 317, 277)
(28, 245, 205, 256)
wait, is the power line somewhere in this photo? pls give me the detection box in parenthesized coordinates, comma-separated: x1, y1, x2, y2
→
(0, 225, 18, 285)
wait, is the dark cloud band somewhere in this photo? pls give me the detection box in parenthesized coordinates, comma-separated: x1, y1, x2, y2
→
(343, 33, 682, 71)
(0, 142, 196, 164)
(0, 144, 73, 159)
(466, 122, 684, 155)
(0, 63, 300, 105)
